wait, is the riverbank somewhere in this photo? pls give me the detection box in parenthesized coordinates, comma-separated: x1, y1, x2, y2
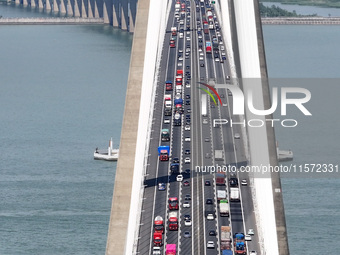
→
(262, 16, 340, 24)
(0, 17, 104, 24)
(260, 0, 340, 8)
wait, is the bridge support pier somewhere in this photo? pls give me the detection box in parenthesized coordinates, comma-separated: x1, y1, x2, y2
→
(67, 0, 73, 16)
(112, 0, 119, 27)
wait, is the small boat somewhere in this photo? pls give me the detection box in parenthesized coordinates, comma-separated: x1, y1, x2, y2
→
(276, 141, 293, 162)
(94, 138, 119, 161)
(277, 149, 293, 162)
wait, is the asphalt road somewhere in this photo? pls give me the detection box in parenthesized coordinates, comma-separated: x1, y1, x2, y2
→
(136, 0, 262, 254)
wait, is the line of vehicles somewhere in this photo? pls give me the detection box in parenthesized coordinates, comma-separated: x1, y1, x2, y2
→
(148, 0, 259, 254)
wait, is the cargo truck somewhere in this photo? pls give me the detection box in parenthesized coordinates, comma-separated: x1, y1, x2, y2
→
(153, 232, 162, 247)
(230, 187, 240, 201)
(168, 197, 178, 210)
(158, 146, 170, 161)
(217, 190, 227, 201)
(206, 41, 212, 54)
(175, 85, 182, 94)
(174, 113, 181, 126)
(165, 81, 173, 91)
(164, 95, 172, 109)
(201, 94, 207, 116)
(171, 27, 177, 36)
(203, 20, 209, 34)
(221, 226, 232, 250)
(161, 129, 170, 142)
(175, 76, 182, 86)
(176, 69, 183, 77)
(219, 200, 229, 217)
(154, 216, 164, 233)
(166, 244, 176, 255)
(222, 250, 233, 255)
(168, 212, 178, 231)
(216, 172, 225, 185)
(234, 233, 246, 254)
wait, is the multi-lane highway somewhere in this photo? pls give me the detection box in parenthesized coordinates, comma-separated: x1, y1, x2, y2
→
(136, 0, 262, 254)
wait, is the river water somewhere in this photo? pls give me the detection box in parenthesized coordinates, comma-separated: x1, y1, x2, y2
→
(0, 3, 339, 255)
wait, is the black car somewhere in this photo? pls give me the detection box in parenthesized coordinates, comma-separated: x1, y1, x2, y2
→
(186, 100, 190, 105)
(185, 94, 190, 99)
(173, 157, 180, 163)
(200, 63, 205, 67)
(185, 149, 191, 155)
(206, 198, 213, 204)
(185, 194, 191, 200)
(186, 65, 190, 70)
(209, 230, 216, 236)
(187, 108, 191, 113)
(186, 114, 191, 119)
(205, 180, 211, 186)
(184, 214, 191, 220)
(185, 168, 191, 174)
(229, 177, 238, 187)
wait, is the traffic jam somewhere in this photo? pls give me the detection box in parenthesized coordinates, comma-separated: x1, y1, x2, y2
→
(148, 0, 256, 255)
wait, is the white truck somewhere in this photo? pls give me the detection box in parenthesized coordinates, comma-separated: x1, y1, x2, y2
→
(217, 190, 227, 201)
(219, 200, 229, 217)
(230, 187, 240, 202)
(201, 94, 207, 116)
(164, 94, 172, 109)
(175, 85, 182, 94)
(171, 27, 177, 36)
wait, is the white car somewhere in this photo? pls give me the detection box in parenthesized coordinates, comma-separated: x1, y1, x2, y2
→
(185, 137, 191, 142)
(179, 49, 183, 53)
(184, 219, 192, 226)
(199, 56, 204, 61)
(176, 174, 183, 182)
(184, 157, 191, 163)
(207, 241, 215, 248)
(183, 201, 190, 208)
(245, 234, 252, 241)
(248, 229, 255, 235)
(234, 133, 240, 139)
(178, 56, 183, 61)
(185, 125, 190, 131)
(152, 247, 161, 255)
(164, 119, 170, 124)
(186, 83, 191, 88)
(177, 61, 183, 67)
(250, 251, 257, 255)
(241, 179, 248, 186)
(187, 37, 191, 41)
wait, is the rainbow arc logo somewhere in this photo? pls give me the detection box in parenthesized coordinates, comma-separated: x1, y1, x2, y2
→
(197, 82, 222, 105)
